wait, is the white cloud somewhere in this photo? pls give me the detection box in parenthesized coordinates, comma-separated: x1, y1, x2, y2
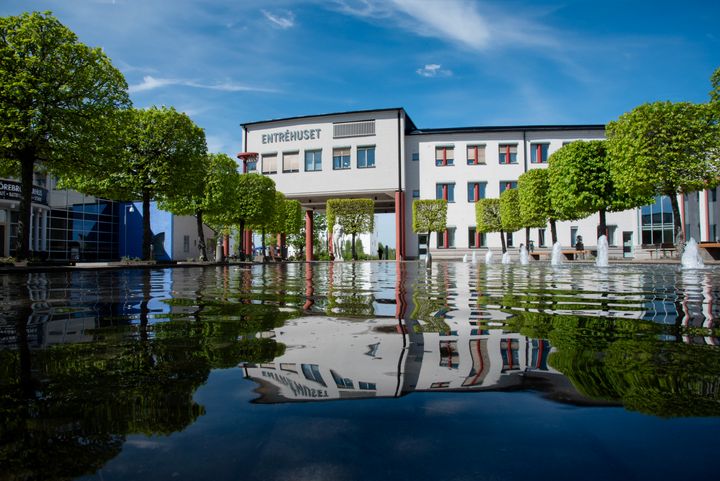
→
(332, 0, 561, 53)
(416, 64, 452, 78)
(129, 75, 278, 94)
(262, 9, 295, 29)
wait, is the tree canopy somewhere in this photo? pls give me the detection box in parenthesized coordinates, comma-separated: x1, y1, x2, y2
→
(326, 198, 374, 260)
(499, 188, 522, 233)
(283, 199, 303, 235)
(518, 167, 560, 243)
(64, 106, 207, 259)
(0, 11, 130, 259)
(606, 101, 720, 243)
(548, 140, 645, 239)
(518, 169, 551, 228)
(475, 198, 507, 252)
(412, 199, 448, 234)
(475, 198, 502, 234)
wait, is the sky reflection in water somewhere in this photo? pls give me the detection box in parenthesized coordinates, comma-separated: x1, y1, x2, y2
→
(1, 262, 719, 480)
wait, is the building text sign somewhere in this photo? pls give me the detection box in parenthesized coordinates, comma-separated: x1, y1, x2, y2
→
(262, 128, 321, 145)
(0, 180, 48, 205)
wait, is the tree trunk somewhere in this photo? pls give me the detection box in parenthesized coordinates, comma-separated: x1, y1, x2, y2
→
(351, 232, 357, 260)
(261, 227, 266, 259)
(196, 209, 207, 261)
(16, 152, 34, 260)
(142, 190, 152, 260)
(500, 229, 507, 253)
(238, 220, 245, 260)
(598, 208, 607, 240)
(669, 193, 684, 250)
(525, 227, 530, 248)
(550, 219, 558, 244)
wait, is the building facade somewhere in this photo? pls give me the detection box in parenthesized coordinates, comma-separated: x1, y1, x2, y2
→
(1, 174, 212, 262)
(241, 107, 719, 260)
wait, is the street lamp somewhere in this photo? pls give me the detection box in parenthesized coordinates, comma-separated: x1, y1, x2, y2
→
(124, 204, 135, 257)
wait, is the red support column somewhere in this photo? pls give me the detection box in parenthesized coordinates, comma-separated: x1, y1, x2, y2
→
(394, 191, 405, 261)
(223, 234, 229, 258)
(305, 210, 314, 262)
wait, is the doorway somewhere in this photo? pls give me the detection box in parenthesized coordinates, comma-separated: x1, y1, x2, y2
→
(622, 231, 633, 258)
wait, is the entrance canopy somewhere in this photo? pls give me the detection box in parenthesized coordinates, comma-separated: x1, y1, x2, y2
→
(287, 189, 398, 213)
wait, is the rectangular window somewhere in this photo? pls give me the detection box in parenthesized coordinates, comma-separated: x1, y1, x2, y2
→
(357, 146, 375, 168)
(467, 145, 486, 165)
(500, 181, 517, 193)
(358, 381, 376, 390)
(304, 150, 322, 171)
(538, 228, 546, 247)
(183, 235, 190, 253)
(261, 153, 277, 174)
(411, 152, 419, 161)
(331, 370, 354, 389)
(570, 226, 579, 247)
(435, 146, 454, 166)
(467, 182, 487, 202)
(437, 227, 456, 248)
(531, 143, 549, 164)
(436, 183, 455, 202)
(499, 144, 518, 164)
(246, 158, 257, 172)
(412, 190, 420, 199)
(282, 151, 299, 173)
(332, 147, 351, 170)
(506, 232, 514, 248)
(468, 227, 486, 248)
(301, 364, 326, 386)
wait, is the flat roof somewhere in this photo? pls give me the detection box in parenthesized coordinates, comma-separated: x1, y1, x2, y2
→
(409, 124, 605, 135)
(241, 107, 418, 132)
(240, 107, 604, 136)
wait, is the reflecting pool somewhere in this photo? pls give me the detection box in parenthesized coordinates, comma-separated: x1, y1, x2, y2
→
(1, 262, 719, 480)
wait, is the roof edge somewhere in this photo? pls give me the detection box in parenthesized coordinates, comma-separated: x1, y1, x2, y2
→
(241, 107, 417, 132)
(409, 124, 606, 135)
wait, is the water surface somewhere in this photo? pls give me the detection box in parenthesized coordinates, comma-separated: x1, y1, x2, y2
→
(1, 262, 718, 480)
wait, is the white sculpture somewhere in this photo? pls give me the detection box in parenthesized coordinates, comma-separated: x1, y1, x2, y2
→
(332, 223, 344, 261)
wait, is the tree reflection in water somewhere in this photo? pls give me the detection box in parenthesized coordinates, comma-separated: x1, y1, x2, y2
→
(0, 269, 286, 481)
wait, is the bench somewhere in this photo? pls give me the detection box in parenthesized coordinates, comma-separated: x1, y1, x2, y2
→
(644, 244, 677, 259)
(562, 250, 590, 260)
(699, 242, 720, 260)
(529, 252, 551, 260)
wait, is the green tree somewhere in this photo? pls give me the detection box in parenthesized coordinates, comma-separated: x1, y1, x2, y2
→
(710, 67, 720, 105)
(548, 140, 644, 240)
(234, 173, 276, 258)
(607, 102, 720, 246)
(64, 107, 207, 260)
(202, 153, 243, 255)
(159, 152, 231, 261)
(250, 191, 284, 257)
(326, 198, 374, 260)
(499, 188, 522, 243)
(412, 199, 448, 250)
(0, 12, 130, 259)
(476, 198, 506, 252)
(518, 168, 559, 243)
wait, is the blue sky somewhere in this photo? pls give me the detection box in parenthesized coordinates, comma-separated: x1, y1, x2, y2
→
(3, 0, 718, 158)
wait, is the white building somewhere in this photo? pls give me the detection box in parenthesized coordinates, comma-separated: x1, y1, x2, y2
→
(240, 108, 720, 261)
